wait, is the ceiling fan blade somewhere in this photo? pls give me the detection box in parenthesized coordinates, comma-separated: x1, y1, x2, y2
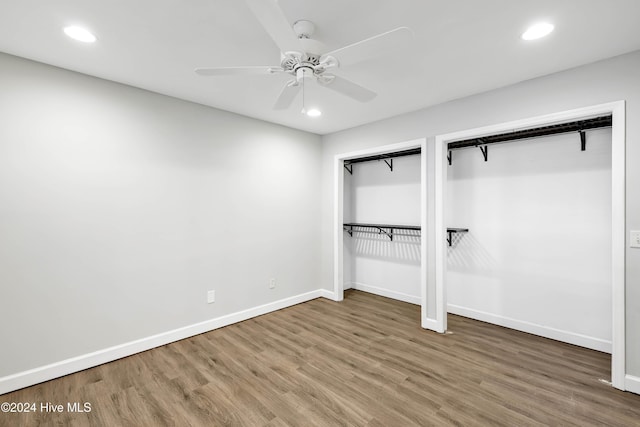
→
(244, 0, 301, 54)
(320, 27, 412, 67)
(273, 80, 301, 110)
(195, 66, 282, 76)
(319, 75, 377, 102)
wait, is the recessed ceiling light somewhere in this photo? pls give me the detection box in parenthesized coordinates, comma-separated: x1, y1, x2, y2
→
(522, 22, 554, 40)
(64, 26, 97, 43)
(306, 108, 322, 117)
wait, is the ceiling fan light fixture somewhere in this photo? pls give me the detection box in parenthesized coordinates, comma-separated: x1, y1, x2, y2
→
(63, 26, 97, 43)
(521, 22, 554, 40)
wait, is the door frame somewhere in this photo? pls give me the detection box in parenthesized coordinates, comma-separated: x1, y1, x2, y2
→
(433, 101, 626, 390)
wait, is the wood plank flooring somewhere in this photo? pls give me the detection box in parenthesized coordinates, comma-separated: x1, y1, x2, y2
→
(1, 290, 639, 426)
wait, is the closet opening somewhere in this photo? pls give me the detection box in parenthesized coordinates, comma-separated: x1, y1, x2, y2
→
(333, 139, 429, 327)
(434, 102, 626, 390)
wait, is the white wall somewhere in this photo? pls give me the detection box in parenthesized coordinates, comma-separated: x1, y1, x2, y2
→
(0, 53, 322, 380)
(446, 129, 612, 351)
(344, 155, 421, 303)
(320, 50, 640, 378)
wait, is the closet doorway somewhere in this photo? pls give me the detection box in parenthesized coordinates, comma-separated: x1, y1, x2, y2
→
(434, 101, 626, 390)
(333, 138, 431, 327)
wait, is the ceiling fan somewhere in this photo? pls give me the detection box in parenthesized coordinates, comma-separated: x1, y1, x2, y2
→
(195, 0, 412, 111)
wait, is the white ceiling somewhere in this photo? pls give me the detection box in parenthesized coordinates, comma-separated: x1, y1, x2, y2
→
(1, 0, 639, 135)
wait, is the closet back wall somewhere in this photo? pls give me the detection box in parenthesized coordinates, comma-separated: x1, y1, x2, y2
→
(447, 129, 612, 352)
(344, 156, 421, 303)
(0, 52, 322, 380)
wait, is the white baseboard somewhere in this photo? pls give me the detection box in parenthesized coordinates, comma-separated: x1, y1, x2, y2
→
(447, 304, 612, 353)
(319, 289, 339, 301)
(625, 375, 640, 395)
(348, 282, 420, 305)
(0, 290, 323, 396)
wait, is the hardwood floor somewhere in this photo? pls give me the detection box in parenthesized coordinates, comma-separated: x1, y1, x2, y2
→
(1, 290, 639, 426)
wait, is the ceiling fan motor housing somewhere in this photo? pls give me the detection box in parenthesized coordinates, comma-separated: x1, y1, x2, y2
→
(281, 51, 323, 78)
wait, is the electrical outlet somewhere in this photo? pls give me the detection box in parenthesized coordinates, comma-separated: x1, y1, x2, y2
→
(631, 231, 640, 248)
(207, 290, 215, 303)
(269, 278, 276, 289)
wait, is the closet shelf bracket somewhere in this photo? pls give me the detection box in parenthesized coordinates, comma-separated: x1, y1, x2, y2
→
(446, 228, 469, 246)
(580, 131, 586, 151)
(447, 150, 452, 166)
(383, 158, 393, 171)
(478, 144, 488, 162)
(344, 164, 353, 175)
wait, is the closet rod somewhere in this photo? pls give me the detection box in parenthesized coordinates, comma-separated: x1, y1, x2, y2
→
(344, 147, 421, 166)
(447, 115, 612, 150)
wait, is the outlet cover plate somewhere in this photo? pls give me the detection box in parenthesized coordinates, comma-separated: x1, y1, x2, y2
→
(207, 290, 215, 303)
(631, 231, 640, 248)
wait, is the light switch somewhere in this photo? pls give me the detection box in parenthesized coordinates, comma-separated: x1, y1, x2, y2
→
(631, 231, 640, 248)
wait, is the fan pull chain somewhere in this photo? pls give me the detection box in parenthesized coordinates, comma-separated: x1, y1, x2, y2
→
(301, 68, 306, 114)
